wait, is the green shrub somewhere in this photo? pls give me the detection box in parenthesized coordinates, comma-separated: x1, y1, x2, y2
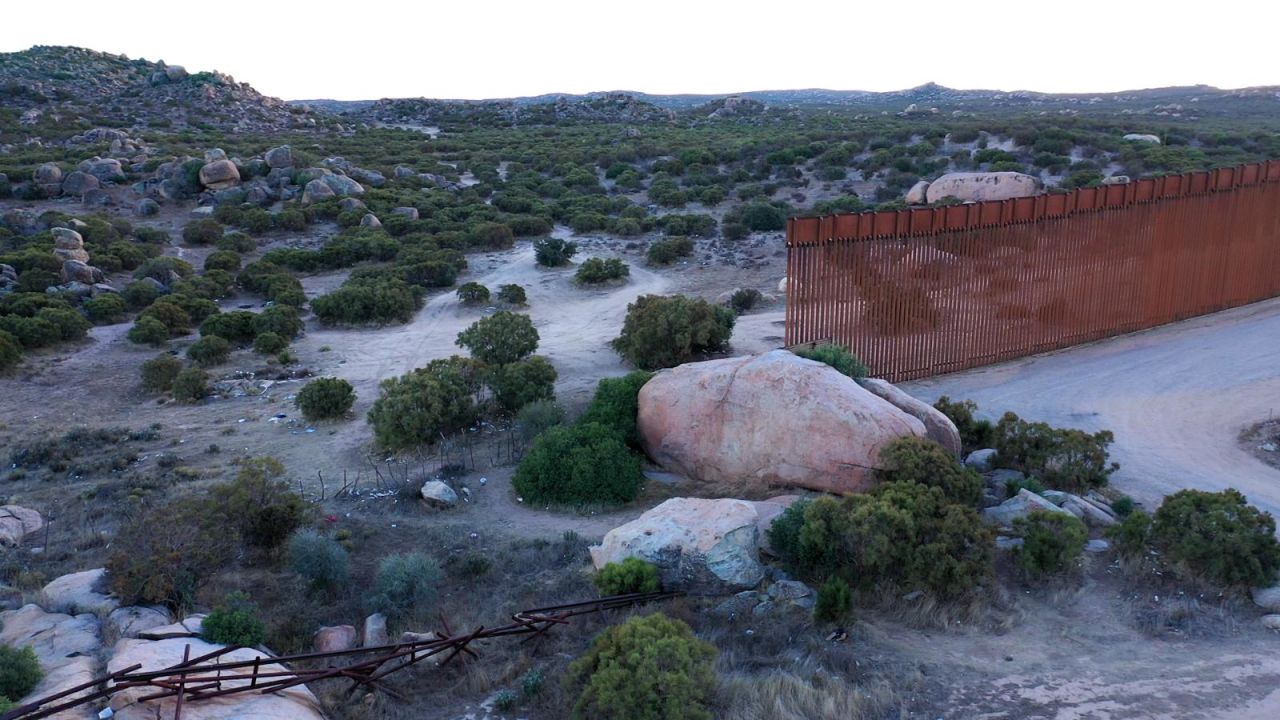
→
(567, 613, 716, 720)
(578, 371, 653, 449)
(722, 221, 749, 241)
(1149, 489, 1280, 588)
(0, 330, 20, 372)
(766, 499, 811, 570)
(204, 250, 241, 273)
(612, 294, 735, 370)
(0, 645, 42, 704)
(134, 256, 194, 283)
(730, 288, 762, 314)
(217, 232, 257, 253)
(1013, 510, 1087, 576)
(252, 331, 287, 355)
(933, 396, 995, 453)
(456, 282, 490, 305)
(288, 530, 350, 591)
(516, 400, 566, 440)
(127, 316, 170, 346)
(83, 293, 127, 324)
(182, 218, 224, 245)
(164, 294, 219, 325)
(369, 552, 442, 623)
(1107, 509, 1152, 558)
(210, 457, 309, 551)
(140, 354, 183, 391)
(187, 335, 232, 367)
(646, 237, 694, 265)
(575, 257, 629, 284)
(312, 278, 421, 325)
(593, 557, 660, 595)
(139, 299, 191, 335)
(1111, 495, 1135, 517)
(496, 283, 527, 305)
(171, 367, 209, 403)
(814, 577, 852, 623)
(296, 378, 356, 421)
(200, 311, 257, 344)
(513, 422, 643, 506)
(38, 307, 90, 342)
(201, 592, 267, 647)
(992, 412, 1118, 493)
(520, 669, 545, 698)
(367, 357, 482, 449)
(122, 280, 163, 309)
(487, 356, 557, 412)
(878, 437, 983, 506)
(534, 237, 578, 267)
(739, 202, 787, 231)
(794, 344, 867, 379)
(254, 305, 304, 339)
(456, 311, 539, 365)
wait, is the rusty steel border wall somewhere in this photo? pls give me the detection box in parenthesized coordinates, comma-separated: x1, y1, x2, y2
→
(785, 160, 1280, 382)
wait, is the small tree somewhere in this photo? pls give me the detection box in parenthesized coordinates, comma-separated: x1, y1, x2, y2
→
(140, 354, 183, 391)
(201, 592, 266, 647)
(107, 499, 235, 609)
(933, 396, 995, 453)
(814, 577, 852, 622)
(567, 613, 716, 720)
(296, 378, 356, 421)
(729, 288, 762, 314)
(367, 357, 482, 450)
(533, 237, 578, 267)
(187, 335, 232, 367)
(369, 552, 442, 623)
(612, 294, 735, 370)
(0, 330, 21, 372)
(171, 367, 209, 403)
(1150, 489, 1280, 588)
(252, 331, 287, 355)
(993, 412, 1118, 493)
(578, 371, 653, 449)
(456, 282, 490, 306)
(1013, 510, 1087, 576)
(455, 311, 539, 365)
(486, 356, 557, 412)
(128, 316, 170, 347)
(83, 294, 127, 324)
(210, 457, 310, 551)
(594, 557, 660, 595)
(182, 218, 224, 245)
(575, 257, 629, 284)
(513, 422, 643, 506)
(496, 283, 527, 305)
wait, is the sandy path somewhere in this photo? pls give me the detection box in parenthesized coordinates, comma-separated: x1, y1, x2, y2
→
(902, 297, 1280, 516)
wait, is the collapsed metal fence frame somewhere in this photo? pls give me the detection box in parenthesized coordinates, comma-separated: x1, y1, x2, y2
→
(786, 160, 1280, 382)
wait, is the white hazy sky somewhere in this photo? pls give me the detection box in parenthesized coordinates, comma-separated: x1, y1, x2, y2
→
(3, 0, 1276, 101)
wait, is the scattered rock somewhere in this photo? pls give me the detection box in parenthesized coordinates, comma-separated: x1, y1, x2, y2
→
(1252, 585, 1280, 613)
(711, 591, 762, 618)
(107, 606, 170, 639)
(359, 213, 382, 228)
(1123, 133, 1162, 144)
(983, 489, 1073, 528)
(399, 631, 437, 643)
(1085, 539, 1111, 553)
(321, 174, 364, 197)
(1262, 615, 1280, 631)
(34, 162, 63, 186)
(904, 180, 931, 205)
(638, 350, 927, 494)
(965, 449, 998, 472)
(264, 145, 294, 169)
(1063, 495, 1118, 527)
(363, 613, 389, 647)
(60, 171, 100, 197)
(41, 568, 118, 615)
(80, 157, 125, 182)
(138, 614, 204, 640)
(313, 625, 358, 653)
(391, 206, 419, 220)
(0, 604, 101, 716)
(590, 496, 795, 595)
(0, 505, 43, 546)
(857, 378, 962, 456)
(925, 172, 1041, 204)
(199, 159, 241, 191)
(420, 480, 458, 508)
(62, 260, 102, 285)
(301, 179, 335, 205)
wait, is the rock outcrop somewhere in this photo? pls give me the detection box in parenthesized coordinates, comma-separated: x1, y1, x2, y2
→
(924, 172, 1041, 203)
(905, 180, 931, 205)
(42, 568, 118, 615)
(590, 496, 797, 595)
(637, 350, 928, 494)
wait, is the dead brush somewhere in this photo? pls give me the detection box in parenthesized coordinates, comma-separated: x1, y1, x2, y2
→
(867, 582, 1023, 633)
(1111, 553, 1245, 638)
(716, 669, 897, 720)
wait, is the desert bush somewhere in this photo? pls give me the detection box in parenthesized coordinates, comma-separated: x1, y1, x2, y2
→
(1145, 489, 1280, 588)
(578, 371, 653, 449)
(575, 257, 629, 284)
(83, 293, 127, 324)
(513, 422, 643, 506)
(296, 378, 356, 421)
(814, 577, 853, 622)
(933, 396, 995, 453)
(200, 310, 257, 344)
(201, 592, 267, 647)
(533, 237, 578, 267)
(612, 294, 734, 370)
(1013, 510, 1087, 576)
(312, 278, 421, 325)
(1107, 509, 1153, 557)
(516, 400, 566, 440)
(139, 299, 191, 335)
(721, 221, 749, 241)
(593, 557, 660, 595)
(0, 646, 43, 703)
(128, 316, 169, 347)
(567, 613, 716, 720)
(456, 282, 490, 306)
(182, 218, 224, 245)
(878, 437, 983, 506)
(1111, 495, 1135, 517)
(288, 530, 351, 591)
(496, 283, 527, 305)
(204, 250, 241, 273)
(37, 307, 90, 342)
(254, 305, 304, 339)
(252, 331, 287, 355)
(107, 499, 235, 608)
(992, 412, 1117, 493)
(367, 357, 482, 450)
(729, 288, 762, 314)
(455, 311, 539, 365)
(171, 367, 208, 402)
(210, 457, 309, 551)
(766, 498, 811, 570)
(369, 552, 442, 623)
(140, 354, 183, 391)
(738, 202, 787, 231)
(646, 236, 694, 265)
(487, 356, 557, 412)
(0, 331, 20, 372)
(793, 344, 867, 379)
(186, 335, 232, 367)
(122, 280, 164, 310)
(164, 294, 219, 325)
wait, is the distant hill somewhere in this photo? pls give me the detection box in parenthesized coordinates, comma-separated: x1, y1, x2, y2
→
(0, 45, 322, 135)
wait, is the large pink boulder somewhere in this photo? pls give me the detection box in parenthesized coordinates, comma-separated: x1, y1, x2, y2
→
(637, 350, 928, 494)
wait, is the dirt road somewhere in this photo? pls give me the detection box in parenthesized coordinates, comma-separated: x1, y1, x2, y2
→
(901, 297, 1280, 517)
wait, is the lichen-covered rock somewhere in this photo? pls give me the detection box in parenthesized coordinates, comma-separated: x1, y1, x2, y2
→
(925, 172, 1041, 204)
(638, 350, 927, 494)
(857, 378, 962, 456)
(420, 480, 457, 508)
(589, 496, 797, 595)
